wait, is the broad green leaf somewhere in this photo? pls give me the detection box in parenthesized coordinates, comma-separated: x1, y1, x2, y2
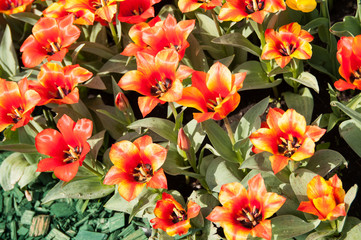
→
(332, 101, 361, 124)
(289, 72, 319, 93)
(235, 96, 269, 140)
(0, 144, 37, 153)
(42, 176, 114, 203)
(267, 66, 292, 77)
(128, 118, 177, 143)
(98, 54, 136, 75)
(88, 130, 106, 161)
(183, 119, 206, 152)
(330, 16, 361, 37)
(69, 42, 115, 59)
(308, 45, 337, 80)
(205, 157, 243, 192)
(0, 153, 29, 191)
(201, 120, 238, 163)
(214, 55, 234, 67)
(83, 75, 107, 90)
(18, 163, 39, 188)
(212, 32, 262, 57)
(339, 217, 361, 240)
(283, 87, 314, 124)
(0, 25, 19, 77)
(306, 149, 347, 177)
(240, 152, 272, 172)
(9, 12, 40, 25)
(337, 185, 358, 232)
(272, 215, 320, 239)
(195, 12, 221, 37)
(290, 168, 318, 203)
(339, 119, 361, 158)
(234, 61, 282, 90)
(304, 17, 329, 31)
(184, 34, 209, 71)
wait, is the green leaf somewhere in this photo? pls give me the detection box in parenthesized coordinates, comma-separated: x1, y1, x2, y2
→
(212, 32, 262, 57)
(184, 34, 209, 71)
(234, 61, 282, 90)
(98, 54, 136, 75)
(0, 153, 30, 191)
(9, 12, 40, 25)
(290, 168, 318, 203)
(339, 119, 361, 158)
(339, 217, 361, 240)
(304, 17, 329, 31)
(183, 119, 206, 152)
(338, 184, 358, 232)
(205, 157, 243, 192)
(308, 45, 337, 80)
(42, 176, 114, 203)
(283, 87, 314, 124)
(0, 25, 19, 77)
(201, 120, 238, 162)
(331, 101, 361, 123)
(240, 152, 272, 172)
(272, 215, 320, 239)
(235, 96, 269, 140)
(267, 66, 292, 77)
(288, 72, 319, 93)
(69, 42, 115, 59)
(18, 163, 39, 188)
(88, 130, 106, 161)
(0, 143, 37, 153)
(306, 149, 347, 177)
(330, 16, 361, 37)
(195, 12, 221, 37)
(128, 118, 177, 143)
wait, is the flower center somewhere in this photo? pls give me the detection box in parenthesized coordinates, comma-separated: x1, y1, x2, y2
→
(236, 206, 262, 229)
(94, 0, 109, 8)
(133, 163, 153, 183)
(277, 136, 301, 157)
(45, 39, 62, 56)
(171, 207, 187, 223)
(132, 7, 144, 15)
(150, 78, 172, 97)
(4, 0, 21, 10)
(7, 106, 24, 124)
(350, 68, 361, 83)
(63, 145, 82, 163)
(206, 94, 223, 111)
(196, 0, 209, 3)
(56, 86, 71, 99)
(245, 0, 265, 14)
(279, 42, 296, 56)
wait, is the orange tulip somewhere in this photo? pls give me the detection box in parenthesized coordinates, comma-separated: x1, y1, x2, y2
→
(261, 22, 313, 68)
(20, 15, 81, 68)
(27, 62, 93, 105)
(151, 192, 201, 236)
(334, 35, 361, 91)
(177, 62, 246, 122)
(298, 175, 346, 221)
(118, 48, 194, 117)
(103, 135, 168, 202)
(117, 0, 161, 24)
(249, 108, 326, 174)
(0, 78, 40, 132)
(219, 0, 286, 24)
(207, 174, 286, 240)
(0, 0, 34, 15)
(178, 0, 222, 13)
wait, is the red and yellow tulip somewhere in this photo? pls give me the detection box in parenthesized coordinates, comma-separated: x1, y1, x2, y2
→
(298, 174, 346, 221)
(27, 62, 93, 105)
(178, 0, 222, 13)
(103, 135, 168, 202)
(177, 62, 246, 122)
(117, 0, 161, 24)
(249, 108, 326, 174)
(36, 114, 93, 182)
(0, 0, 34, 15)
(219, 0, 286, 24)
(261, 22, 313, 68)
(150, 192, 201, 236)
(20, 15, 81, 68)
(334, 35, 361, 91)
(118, 48, 194, 117)
(207, 174, 286, 240)
(0, 78, 40, 132)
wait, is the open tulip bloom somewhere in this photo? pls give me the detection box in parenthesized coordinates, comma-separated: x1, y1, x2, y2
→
(36, 114, 93, 182)
(178, 0, 222, 13)
(103, 135, 168, 202)
(298, 175, 346, 221)
(249, 108, 326, 174)
(150, 192, 201, 236)
(207, 174, 286, 240)
(0, 0, 34, 14)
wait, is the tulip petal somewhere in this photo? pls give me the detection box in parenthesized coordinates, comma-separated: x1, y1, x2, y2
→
(138, 96, 161, 117)
(251, 219, 272, 240)
(291, 137, 315, 161)
(37, 157, 65, 172)
(262, 192, 286, 219)
(297, 201, 324, 219)
(269, 154, 289, 174)
(278, 109, 306, 138)
(219, 182, 247, 206)
(109, 140, 141, 171)
(307, 175, 333, 199)
(54, 161, 80, 182)
(146, 168, 167, 189)
(117, 176, 145, 202)
(103, 166, 125, 185)
(35, 129, 67, 157)
(143, 144, 167, 171)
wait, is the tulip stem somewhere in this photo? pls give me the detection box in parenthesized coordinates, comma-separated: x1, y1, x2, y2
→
(169, 102, 178, 119)
(210, 9, 222, 37)
(108, 22, 119, 48)
(82, 162, 103, 177)
(224, 117, 244, 164)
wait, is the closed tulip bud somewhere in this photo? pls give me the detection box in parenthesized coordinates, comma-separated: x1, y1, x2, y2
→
(115, 92, 130, 111)
(178, 128, 191, 151)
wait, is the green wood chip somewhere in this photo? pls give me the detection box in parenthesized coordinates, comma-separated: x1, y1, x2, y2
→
(75, 230, 107, 240)
(21, 210, 35, 226)
(123, 229, 147, 240)
(108, 213, 125, 233)
(45, 228, 70, 240)
(118, 223, 136, 238)
(17, 227, 28, 236)
(50, 202, 76, 218)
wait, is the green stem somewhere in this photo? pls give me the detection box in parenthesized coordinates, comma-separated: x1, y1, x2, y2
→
(169, 102, 178, 119)
(258, 23, 266, 48)
(108, 22, 118, 47)
(28, 119, 43, 135)
(329, 220, 337, 230)
(82, 162, 103, 177)
(185, 149, 197, 173)
(224, 117, 244, 164)
(210, 9, 222, 37)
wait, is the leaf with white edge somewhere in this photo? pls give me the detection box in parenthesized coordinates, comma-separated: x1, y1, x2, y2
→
(337, 184, 358, 232)
(0, 153, 29, 191)
(42, 176, 114, 203)
(330, 16, 361, 37)
(128, 118, 177, 143)
(272, 215, 320, 240)
(205, 157, 243, 192)
(234, 61, 282, 90)
(212, 32, 261, 57)
(306, 149, 347, 177)
(290, 168, 318, 203)
(18, 163, 40, 188)
(201, 120, 238, 163)
(283, 87, 314, 124)
(331, 101, 361, 124)
(339, 119, 361, 158)
(0, 25, 19, 77)
(235, 96, 269, 140)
